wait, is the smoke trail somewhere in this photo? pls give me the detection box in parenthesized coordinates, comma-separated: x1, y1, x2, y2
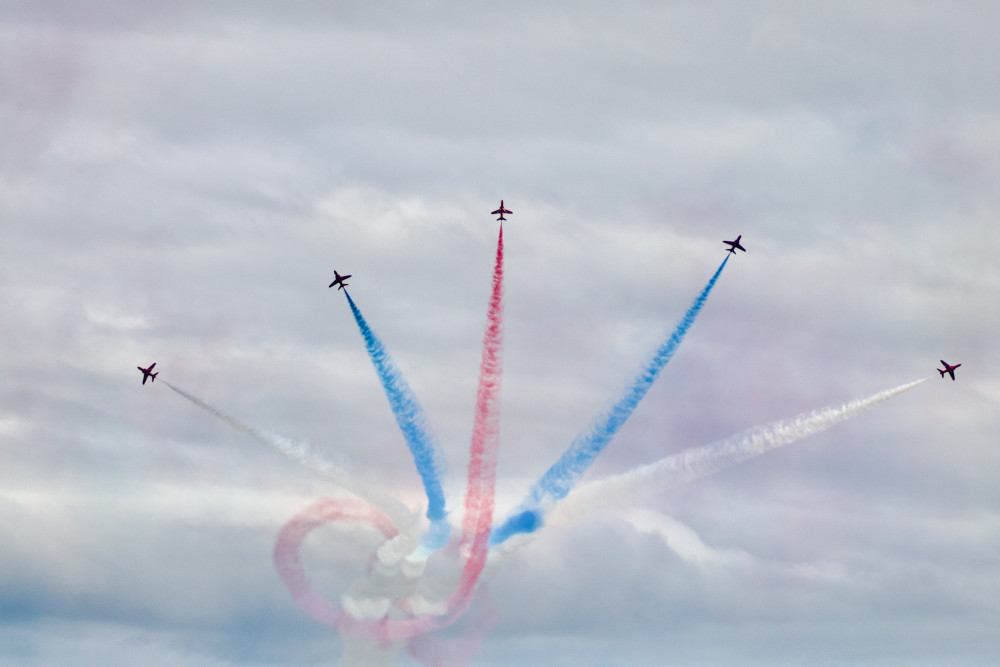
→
(273, 497, 399, 629)
(550, 378, 928, 524)
(277, 226, 506, 645)
(336, 223, 507, 643)
(164, 381, 342, 479)
(163, 381, 420, 561)
(344, 291, 450, 547)
(447, 221, 505, 612)
(491, 254, 730, 544)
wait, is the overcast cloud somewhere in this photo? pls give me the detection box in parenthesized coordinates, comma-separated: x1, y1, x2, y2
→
(2, 2, 999, 665)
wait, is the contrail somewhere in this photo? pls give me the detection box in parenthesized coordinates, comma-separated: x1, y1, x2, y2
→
(491, 254, 730, 544)
(344, 291, 450, 549)
(164, 381, 420, 562)
(550, 377, 928, 524)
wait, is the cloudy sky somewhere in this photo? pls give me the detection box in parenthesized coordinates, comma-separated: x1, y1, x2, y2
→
(2, 2, 999, 665)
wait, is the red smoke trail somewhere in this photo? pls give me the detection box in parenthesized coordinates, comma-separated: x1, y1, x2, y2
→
(274, 226, 506, 644)
(343, 224, 506, 641)
(273, 498, 399, 628)
(452, 222, 505, 609)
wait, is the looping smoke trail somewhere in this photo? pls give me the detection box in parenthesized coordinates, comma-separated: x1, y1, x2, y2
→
(270, 226, 507, 647)
(550, 378, 928, 525)
(274, 506, 497, 665)
(273, 497, 399, 629)
(344, 291, 450, 548)
(162, 381, 420, 562)
(491, 254, 730, 544)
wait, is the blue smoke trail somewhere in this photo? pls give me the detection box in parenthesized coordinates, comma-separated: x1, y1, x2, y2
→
(491, 255, 730, 544)
(344, 291, 450, 549)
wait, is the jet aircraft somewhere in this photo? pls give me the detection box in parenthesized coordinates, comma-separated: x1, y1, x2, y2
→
(328, 270, 351, 290)
(723, 235, 746, 254)
(938, 360, 962, 381)
(138, 363, 158, 385)
(491, 200, 513, 221)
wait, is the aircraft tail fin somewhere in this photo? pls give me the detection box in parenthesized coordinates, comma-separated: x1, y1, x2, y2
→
(151, 372, 158, 382)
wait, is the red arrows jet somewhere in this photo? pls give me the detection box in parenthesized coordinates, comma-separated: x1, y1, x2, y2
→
(723, 235, 746, 254)
(138, 363, 158, 385)
(938, 360, 961, 381)
(491, 200, 512, 221)
(328, 270, 351, 290)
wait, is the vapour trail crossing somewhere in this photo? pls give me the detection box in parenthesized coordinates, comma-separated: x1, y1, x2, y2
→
(272, 225, 507, 645)
(344, 291, 450, 548)
(339, 223, 507, 642)
(550, 377, 929, 524)
(491, 254, 730, 545)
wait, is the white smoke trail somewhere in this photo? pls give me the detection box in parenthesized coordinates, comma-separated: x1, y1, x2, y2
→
(163, 381, 422, 565)
(550, 378, 928, 525)
(398, 379, 930, 640)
